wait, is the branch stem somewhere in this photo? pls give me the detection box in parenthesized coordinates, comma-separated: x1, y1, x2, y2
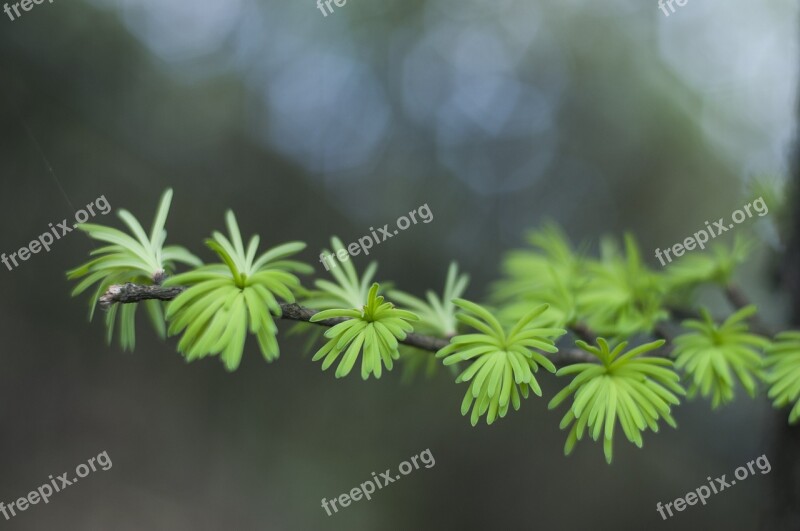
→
(724, 284, 775, 337)
(99, 283, 597, 366)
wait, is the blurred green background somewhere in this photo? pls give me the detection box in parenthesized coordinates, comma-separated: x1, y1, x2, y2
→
(0, 0, 797, 529)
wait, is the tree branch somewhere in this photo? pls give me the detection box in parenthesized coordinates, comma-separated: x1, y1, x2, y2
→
(724, 284, 775, 337)
(98, 283, 597, 366)
(568, 322, 596, 343)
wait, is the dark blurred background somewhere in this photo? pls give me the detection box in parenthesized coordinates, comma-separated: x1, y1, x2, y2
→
(0, 0, 797, 529)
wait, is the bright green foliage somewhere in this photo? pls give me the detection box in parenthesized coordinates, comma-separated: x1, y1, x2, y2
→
(296, 236, 379, 361)
(310, 283, 418, 379)
(549, 338, 684, 463)
(437, 300, 566, 426)
(492, 224, 583, 328)
(67, 187, 800, 454)
(304, 236, 379, 310)
(672, 306, 768, 408)
(68, 188, 201, 350)
(495, 229, 672, 338)
(164, 211, 310, 371)
(764, 332, 800, 424)
(665, 235, 752, 291)
(389, 262, 469, 381)
(579, 234, 668, 337)
(389, 262, 469, 337)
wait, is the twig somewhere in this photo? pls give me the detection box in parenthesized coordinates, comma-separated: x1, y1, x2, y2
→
(724, 284, 775, 337)
(98, 283, 596, 366)
(569, 322, 596, 343)
(651, 322, 676, 357)
(665, 305, 702, 322)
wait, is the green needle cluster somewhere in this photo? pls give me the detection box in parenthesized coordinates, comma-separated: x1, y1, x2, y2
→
(437, 300, 566, 426)
(310, 283, 419, 379)
(549, 338, 684, 463)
